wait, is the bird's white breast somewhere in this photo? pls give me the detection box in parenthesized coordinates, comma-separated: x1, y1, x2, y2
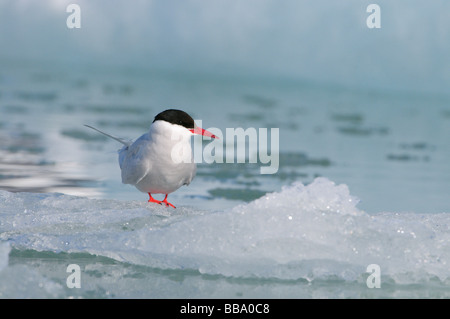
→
(119, 121, 196, 194)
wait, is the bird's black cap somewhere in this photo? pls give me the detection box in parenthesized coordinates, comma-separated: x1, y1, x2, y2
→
(153, 109, 195, 129)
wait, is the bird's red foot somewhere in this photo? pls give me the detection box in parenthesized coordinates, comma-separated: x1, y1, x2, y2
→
(148, 193, 162, 205)
(148, 193, 176, 208)
(161, 194, 176, 208)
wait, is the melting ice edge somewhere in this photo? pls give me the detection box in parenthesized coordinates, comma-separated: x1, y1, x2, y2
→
(0, 177, 449, 297)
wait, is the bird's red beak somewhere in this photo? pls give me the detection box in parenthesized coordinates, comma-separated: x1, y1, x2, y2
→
(190, 127, 218, 139)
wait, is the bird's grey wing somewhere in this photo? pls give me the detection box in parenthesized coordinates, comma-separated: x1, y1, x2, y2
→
(119, 138, 151, 185)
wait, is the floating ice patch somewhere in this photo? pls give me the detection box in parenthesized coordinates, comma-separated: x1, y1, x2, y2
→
(0, 178, 449, 285)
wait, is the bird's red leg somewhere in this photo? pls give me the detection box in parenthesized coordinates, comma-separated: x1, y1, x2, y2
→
(161, 194, 176, 208)
(148, 193, 162, 205)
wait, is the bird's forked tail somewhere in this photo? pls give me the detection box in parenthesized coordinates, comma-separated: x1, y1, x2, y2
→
(84, 124, 132, 147)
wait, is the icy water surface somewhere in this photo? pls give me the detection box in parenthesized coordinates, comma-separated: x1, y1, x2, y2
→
(1, 178, 449, 298)
(1, 62, 449, 212)
(0, 62, 449, 298)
